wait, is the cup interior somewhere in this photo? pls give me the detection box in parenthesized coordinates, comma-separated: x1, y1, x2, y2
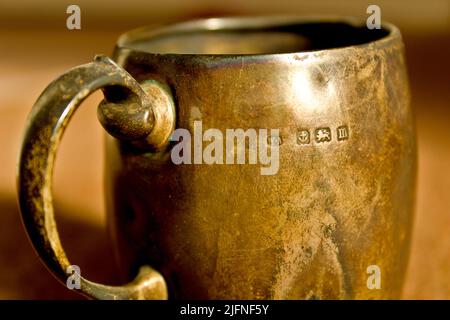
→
(124, 20, 390, 55)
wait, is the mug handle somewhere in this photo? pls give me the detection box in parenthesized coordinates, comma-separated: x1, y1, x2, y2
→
(17, 55, 168, 299)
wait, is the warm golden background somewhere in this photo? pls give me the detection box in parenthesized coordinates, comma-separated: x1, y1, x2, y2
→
(0, 0, 448, 299)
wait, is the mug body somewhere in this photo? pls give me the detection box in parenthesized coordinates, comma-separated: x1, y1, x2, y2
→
(104, 17, 416, 299)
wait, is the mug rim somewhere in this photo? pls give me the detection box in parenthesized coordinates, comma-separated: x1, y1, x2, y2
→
(115, 15, 402, 58)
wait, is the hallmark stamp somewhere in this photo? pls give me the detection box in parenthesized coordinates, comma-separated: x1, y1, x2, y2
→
(336, 125, 349, 141)
(315, 127, 332, 143)
(297, 129, 310, 145)
(296, 125, 349, 145)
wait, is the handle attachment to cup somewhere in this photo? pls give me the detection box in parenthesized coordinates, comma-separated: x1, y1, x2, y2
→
(17, 55, 172, 299)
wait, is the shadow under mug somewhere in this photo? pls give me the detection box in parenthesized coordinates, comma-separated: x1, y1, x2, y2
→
(18, 16, 416, 299)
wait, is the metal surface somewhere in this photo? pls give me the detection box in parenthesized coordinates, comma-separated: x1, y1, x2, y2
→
(18, 17, 416, 299)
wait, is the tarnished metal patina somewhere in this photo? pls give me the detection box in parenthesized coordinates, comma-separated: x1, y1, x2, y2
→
(17, 17, 416, 299)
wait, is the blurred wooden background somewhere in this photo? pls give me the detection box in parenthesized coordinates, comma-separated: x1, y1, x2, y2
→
(0, 0, 448, 299)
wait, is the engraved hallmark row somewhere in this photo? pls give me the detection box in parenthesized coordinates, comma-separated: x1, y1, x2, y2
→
(296, 125, 349, 145)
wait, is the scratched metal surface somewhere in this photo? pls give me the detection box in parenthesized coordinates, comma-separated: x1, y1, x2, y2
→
(0, 28, 448, 299)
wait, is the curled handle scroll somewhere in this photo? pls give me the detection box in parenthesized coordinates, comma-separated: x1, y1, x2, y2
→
(17, 55, 175, 299)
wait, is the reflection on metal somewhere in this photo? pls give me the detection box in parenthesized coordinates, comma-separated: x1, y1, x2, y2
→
(18, 17, 416, 300)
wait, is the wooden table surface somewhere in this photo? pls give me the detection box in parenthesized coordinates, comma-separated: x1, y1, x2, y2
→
(0, 29, 448, 299)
